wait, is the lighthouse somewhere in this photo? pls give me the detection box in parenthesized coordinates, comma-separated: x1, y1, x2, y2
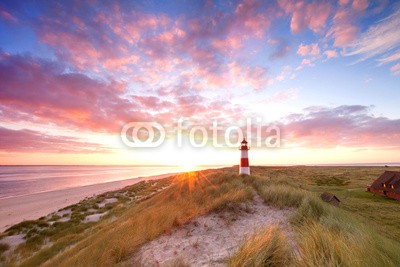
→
(239, 138, 250, 175)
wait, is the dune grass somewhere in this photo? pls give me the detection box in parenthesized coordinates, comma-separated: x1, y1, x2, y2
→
(228, 225, 292, 267)
(244, 174, 400, 267)
(38, 170, 253, 266)
(1, 166, 400, 266)
(0, 243, 9, 263)
(1, 177, 174, 266)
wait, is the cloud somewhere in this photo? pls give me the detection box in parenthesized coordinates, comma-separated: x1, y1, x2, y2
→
(225, 62, 272, 91)
(344, 7, 400, 62)
(339, 0, 351, 6)
(297, 43, 320, 57)
(31, 0, 277, 86)
(36, 3, 163, 72)
(324, 50, 338, 58)
(0, 5, 17, 23)
(212, 35, 243, 52)
(275, 65, 296, 81)
(352, 0, 369, 12)
(0, 52, 253, 147)
(295, 59, 314, 71)
(264, 88, 298, 104)
(283, 105, 400, 148)
(268, 37, 291, 59)
(377, 50, 400, 65)
(23, 0, 281, 102)
(233, 0, 273, 38)
(326, 7, 358, 48)
(278, 0, 331, 34)
(0, 127, 111, 153)
(0, 53, 143, 133)
(390, 63, 400, 75)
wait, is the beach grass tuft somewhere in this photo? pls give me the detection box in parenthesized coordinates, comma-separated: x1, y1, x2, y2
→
(228, 225, 292, 267)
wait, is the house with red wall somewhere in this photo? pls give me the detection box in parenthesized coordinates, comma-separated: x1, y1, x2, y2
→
(368, 171, 400, 201)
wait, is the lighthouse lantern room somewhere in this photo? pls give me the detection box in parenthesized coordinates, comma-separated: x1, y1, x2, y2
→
(239, 138, 250, 175)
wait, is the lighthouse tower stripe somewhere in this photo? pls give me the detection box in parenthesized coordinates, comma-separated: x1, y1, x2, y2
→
(240, 167, 250, 175)
(240, 158, 249, 167)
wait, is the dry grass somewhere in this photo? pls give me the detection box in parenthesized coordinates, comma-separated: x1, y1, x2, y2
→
(2, 166, 400, 266)
(1, 177, 173, 266)
(294, 213, 400, 267)
(39, 170, 253, 266)
(228, 225, 292, 267)
(246, 173, 400, 267)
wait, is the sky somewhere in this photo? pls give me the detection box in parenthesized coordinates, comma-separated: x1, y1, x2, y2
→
(0, 0, 399, 166)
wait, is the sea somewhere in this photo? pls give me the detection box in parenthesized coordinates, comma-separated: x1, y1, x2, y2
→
(0, 165, 216, 199)
(1, 163, 398, 199)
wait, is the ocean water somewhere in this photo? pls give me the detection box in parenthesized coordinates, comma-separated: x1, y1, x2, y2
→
(0, 165, 209, 199)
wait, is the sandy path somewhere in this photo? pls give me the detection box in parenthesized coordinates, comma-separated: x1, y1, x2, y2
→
(136, 195, 293, 266)
(0, 173, 176, 232)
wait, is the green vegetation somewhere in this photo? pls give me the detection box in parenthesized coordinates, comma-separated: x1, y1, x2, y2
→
(1, 166, 399, 266)
(313, 175, 350, 186)
(230, 170, 400, 266)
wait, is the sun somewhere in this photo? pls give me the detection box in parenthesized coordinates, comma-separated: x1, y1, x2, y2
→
(179, 157, 198, 172)
(180, 161, 197, 172)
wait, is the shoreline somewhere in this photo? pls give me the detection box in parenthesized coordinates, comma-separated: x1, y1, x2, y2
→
(0, 172, 178, 233)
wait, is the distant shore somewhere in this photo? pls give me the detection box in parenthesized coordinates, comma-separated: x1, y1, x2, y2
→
(0, 173, 177, 232)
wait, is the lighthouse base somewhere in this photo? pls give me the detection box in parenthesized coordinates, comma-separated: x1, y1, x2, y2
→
(239, 167, 250, 175)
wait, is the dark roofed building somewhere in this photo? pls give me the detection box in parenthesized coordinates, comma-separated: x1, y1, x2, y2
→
(368, 171, 400, 201)
(320, 192, 340, 207)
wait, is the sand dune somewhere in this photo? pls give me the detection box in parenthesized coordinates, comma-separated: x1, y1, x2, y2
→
(136, 195, 293, 266)
(0, 173, 176, 232)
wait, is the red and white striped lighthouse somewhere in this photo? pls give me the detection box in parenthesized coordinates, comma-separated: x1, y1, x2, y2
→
(239, 138, 250, 175)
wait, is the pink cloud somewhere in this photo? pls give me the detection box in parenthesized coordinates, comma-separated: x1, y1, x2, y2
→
(0, 53, 145, 133)
(212, 35, 243, 52)
(29, 0, 279, 97)
(268, 38, 291, 59)
(275, 65, 296, 81)
(390, 63, 400, 75)
(352, 0, 369, 12)
(278, 0, 331, 34)
(324, 50, 338, 58)
(0, 7, 17, 23)
(297, 43, 320, 57)
(264, 88, 298, 104)
(234, 0, 272, 38)
(225, 62, 271, 91)
(0, 127, 112, 153)
(283, 105, 400, 148)
(296, 59, 314, 70)
(0, 53, 249, 142)
(35, 3, 173, 73)
(326, 8, 358, 47)
(339, 0, 351, 5)
(132, 96, 174, 110)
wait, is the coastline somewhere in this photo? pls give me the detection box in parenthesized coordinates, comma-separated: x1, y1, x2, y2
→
(0, 172, 178, 232)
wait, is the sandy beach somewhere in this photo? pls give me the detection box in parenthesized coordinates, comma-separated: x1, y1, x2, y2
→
(0, 173, 176, 232)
